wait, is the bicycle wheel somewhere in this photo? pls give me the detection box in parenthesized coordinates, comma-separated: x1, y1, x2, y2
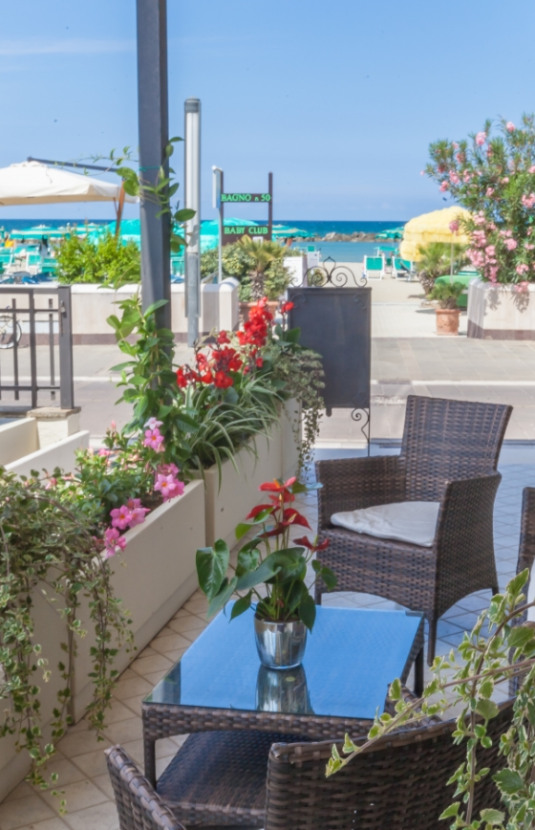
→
(0, 315, 22, 349)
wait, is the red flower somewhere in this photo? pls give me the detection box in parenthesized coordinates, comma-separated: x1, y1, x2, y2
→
(214, 370, 233, 389)
(294, 536, 330, 552)
(280, 301, 294, 313)
(259, 476, 297, 492)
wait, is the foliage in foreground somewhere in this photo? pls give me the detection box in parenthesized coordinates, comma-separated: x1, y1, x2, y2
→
(328, 570, 535, 829)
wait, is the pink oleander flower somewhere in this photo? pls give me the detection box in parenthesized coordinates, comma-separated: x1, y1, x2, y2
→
(439, 180, 449, 192)
(110, 504, 133, 530)
(516, 263, 530, 276)
(530, 166, 535, 174)
(449, 220, 460, 234)
(506, 121, 516, 132)
(514, 281, 530, 293)
(486, 187, 494, 197)
(475, 131, 487, 146)
(504, 237, 518, 250)
(449, 170, 460, 184)
(143, 427, 165, 452)
(521, 193, 535, 209)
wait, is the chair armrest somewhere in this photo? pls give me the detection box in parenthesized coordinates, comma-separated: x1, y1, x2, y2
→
(316, 455, 406, 528)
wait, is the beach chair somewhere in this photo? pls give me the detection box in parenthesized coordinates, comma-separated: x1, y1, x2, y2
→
(362, 255, 385, 280)
(392, 256, 413, 280)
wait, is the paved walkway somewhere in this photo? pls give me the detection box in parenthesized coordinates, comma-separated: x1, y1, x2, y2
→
(62, 275, 534, 445)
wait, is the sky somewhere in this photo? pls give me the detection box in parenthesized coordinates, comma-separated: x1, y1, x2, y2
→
(1, 0, 535, 222)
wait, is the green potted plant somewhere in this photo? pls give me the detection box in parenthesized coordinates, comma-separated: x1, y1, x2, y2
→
(236, 237, 292, 314)
(428, 280, 464, 334)
(196, 476, 336, 669)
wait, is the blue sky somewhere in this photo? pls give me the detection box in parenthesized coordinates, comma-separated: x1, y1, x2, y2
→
(1, 0, 535, 221)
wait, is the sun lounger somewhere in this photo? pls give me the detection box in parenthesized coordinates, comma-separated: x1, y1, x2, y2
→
(363, 255, 385, 280)
(392, 256, 414, 280)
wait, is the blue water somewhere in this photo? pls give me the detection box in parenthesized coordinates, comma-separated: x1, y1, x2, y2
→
(0, 218, 405, 264)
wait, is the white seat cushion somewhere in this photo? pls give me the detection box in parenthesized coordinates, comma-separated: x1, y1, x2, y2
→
(330, 501, 440, 548)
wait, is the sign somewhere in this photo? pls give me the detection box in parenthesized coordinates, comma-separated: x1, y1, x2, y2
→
(222, 225, 270, 244)
(221, 192, 271, 203)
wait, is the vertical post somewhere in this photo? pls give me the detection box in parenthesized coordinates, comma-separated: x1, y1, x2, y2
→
(58, 285, 75, 410)
(212, 166, 223, 283)
(184, 98, 201, 346)
(268, 172, 273, 240)
(136, 0, 171, 330)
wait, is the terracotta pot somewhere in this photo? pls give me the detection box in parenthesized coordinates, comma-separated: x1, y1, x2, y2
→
(435, 308, 460, 335)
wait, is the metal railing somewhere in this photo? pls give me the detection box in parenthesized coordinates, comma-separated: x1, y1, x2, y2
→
(0, 285, 74, 412)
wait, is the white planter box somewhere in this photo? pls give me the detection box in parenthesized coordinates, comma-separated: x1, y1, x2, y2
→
(467, 281, 535, 340)
(0, 481, 205, 800)
(202, 403, 300, 547)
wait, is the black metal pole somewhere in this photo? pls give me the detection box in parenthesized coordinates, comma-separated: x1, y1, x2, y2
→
(136, 0, 171, 329)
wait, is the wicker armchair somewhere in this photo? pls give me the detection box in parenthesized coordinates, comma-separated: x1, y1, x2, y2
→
(517, 487, 535, 578)
(107, 702, 512, 830)
(315, 395, 512, 663)
(105, 745, 186, 830)
(264, 701, 512, 830)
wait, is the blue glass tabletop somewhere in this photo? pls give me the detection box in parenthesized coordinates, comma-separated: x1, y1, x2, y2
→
(146, 605, 424, 721)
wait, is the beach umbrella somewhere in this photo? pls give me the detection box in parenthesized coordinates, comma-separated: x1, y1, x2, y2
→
(400, 206, 470, 262)
(9, 224, 71, 240)
(0, 161, 136, 206)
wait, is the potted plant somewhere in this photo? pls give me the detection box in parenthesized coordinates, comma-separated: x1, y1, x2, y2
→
(196, 476, 336, 669)
(428, 280, 464, 335)
(236, 237, 292, 316)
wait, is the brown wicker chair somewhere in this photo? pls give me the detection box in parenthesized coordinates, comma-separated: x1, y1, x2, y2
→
(107, 702, 512, 830)
(517, 487, 535, 578)
(105, 744, 186, 830)
(315, 395, 513, 664)
(264, 701, 512, 830)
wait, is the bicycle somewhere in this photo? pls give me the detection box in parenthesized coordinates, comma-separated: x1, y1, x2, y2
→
(0, 313, 22, 349)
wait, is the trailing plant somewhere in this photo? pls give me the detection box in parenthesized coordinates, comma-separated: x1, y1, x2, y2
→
(327, 569, 535, 829)
(197, 476, 335, 630)
(54, 231, 141, 286)
(0, 469, 133, 790)
(425, 114, 535, 284)
(257, 299, 325, 473)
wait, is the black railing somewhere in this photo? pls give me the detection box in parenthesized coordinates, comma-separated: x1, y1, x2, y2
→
(0, 286, 74, 412)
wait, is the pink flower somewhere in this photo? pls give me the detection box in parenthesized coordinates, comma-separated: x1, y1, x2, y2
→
(110, 504, 133, 530)
(485, 187, 494, 197)
(128, 506, 150, 527)
(504, 237, 518, 250)
(475, 131, 487, 146)
(145, 417, 163, 430)
(514, 281, 530, 293)
(157, 462, 180, 477)
(521, 194, 535, 209)
(439, 181, 449, 192)
(104, 527, 127, 558)
(516, 263, 529, 276)
(154, 473, 184, 501)
(449, 220, 460, 234)
(449, 170, 460, 184)
(506, 121, 515, 132)
(143, 428, 165, 452)
(529, 166, 535, 174)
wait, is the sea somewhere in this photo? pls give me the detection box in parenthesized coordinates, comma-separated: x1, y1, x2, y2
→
(0, 218, 406, 264)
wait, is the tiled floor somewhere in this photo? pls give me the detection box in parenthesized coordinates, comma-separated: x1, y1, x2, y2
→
(0, 442, 533, 829)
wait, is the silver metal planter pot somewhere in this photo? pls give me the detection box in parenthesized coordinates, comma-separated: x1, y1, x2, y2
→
(254, 615, 307, 670)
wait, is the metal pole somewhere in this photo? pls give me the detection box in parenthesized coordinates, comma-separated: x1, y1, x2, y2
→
(184, 98, 201, 347)
(136, 0, 171, 329)
(212, 166, 223, 283)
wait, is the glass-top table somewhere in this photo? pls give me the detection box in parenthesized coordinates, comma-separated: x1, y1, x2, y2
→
(142, 604, 424, 784)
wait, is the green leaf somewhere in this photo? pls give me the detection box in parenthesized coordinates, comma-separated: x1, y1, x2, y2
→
(195, 541, 230, 599)
(229, 593, 252, 618)
(494, 768, 524, 794)
(474, 698, 499, 720)
(479, 808, 505, 823)
(298, 594, 316, 630)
